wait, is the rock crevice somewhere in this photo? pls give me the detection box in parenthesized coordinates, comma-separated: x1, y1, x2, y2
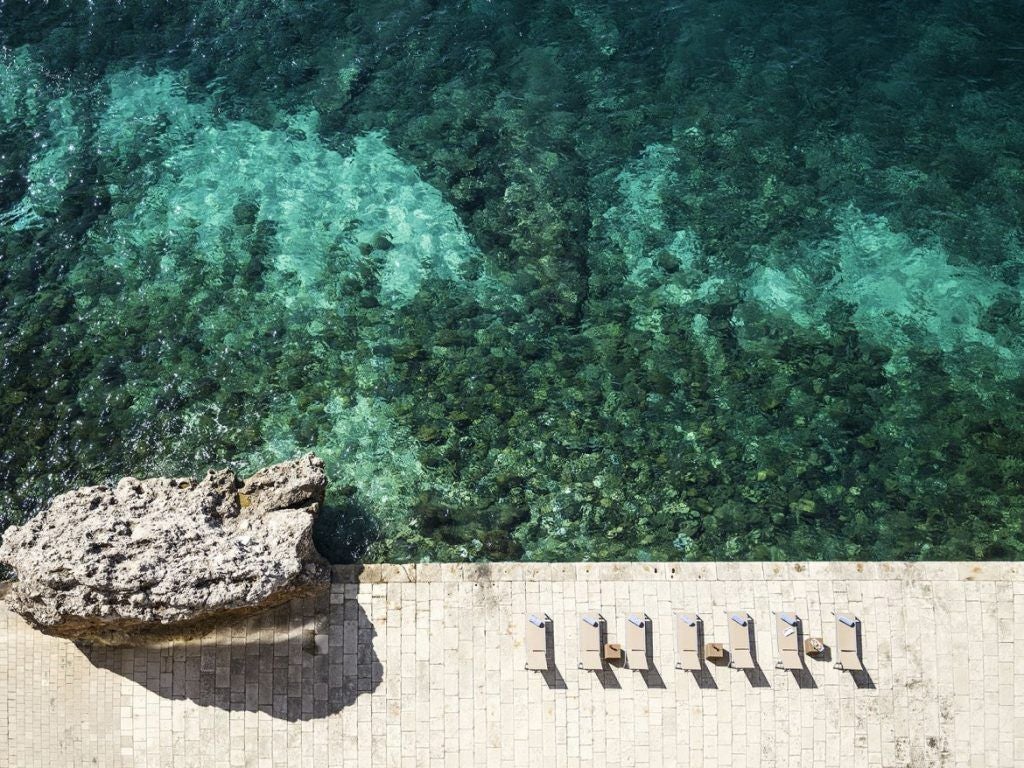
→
(0, 454, 330, 645)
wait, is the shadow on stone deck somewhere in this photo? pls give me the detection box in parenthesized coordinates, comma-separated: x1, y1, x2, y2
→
(79, 586, 382, 722)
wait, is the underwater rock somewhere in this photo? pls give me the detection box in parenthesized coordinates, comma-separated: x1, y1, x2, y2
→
(0, 455, 330, 645)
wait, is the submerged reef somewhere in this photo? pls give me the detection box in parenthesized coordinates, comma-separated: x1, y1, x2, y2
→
(1, 0, 1023, 566)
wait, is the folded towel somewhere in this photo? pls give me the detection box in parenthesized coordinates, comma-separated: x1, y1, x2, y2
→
(628, 615, 645, 628)
(838, 614, 857, 627)
(780, 613, 798, 626)
(529, 615, 545, 628)
(730, 613, 748, 626)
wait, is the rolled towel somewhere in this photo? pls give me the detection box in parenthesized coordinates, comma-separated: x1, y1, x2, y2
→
(628, 615, 645, 628)
(730, 613, 748, 627)
(838, 614, 857, 627)
(680, 614, 697, 627)
(529, 614, 545, 628)
(780, 613, 798, 626)
(583, 615, 600, 627)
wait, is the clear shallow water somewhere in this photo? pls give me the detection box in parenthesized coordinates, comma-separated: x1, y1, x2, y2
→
(1, 1, 1023, 565)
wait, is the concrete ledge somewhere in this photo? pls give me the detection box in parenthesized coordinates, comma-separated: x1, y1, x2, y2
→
(329, 561, 1023, 583)
(7, 561, 1022, 587)
(7, 563, 1020, 586)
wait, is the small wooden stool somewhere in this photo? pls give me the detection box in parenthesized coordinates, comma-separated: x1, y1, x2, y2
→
(704, 642, 725, 663)
(603, 642, 622, 661)
(804, 637, 825, 656)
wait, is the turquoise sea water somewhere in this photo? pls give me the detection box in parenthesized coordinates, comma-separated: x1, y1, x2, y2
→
(1, 1, 1023, 565)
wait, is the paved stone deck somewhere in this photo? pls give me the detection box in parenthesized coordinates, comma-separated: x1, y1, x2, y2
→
(1, 562, 1022, 767)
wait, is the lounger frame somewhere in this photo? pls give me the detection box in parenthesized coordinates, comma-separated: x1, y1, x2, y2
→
(833, 611, 864, 671)
(675, 613, 702, 671)
(726, 611, 755, 669)
(525, 613, 550, 671)
(625, 613, 649, 671)
(578, 613, 604, 670)
(774, 611, 802, 670)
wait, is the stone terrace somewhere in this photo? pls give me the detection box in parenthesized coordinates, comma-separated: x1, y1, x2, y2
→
(1, 562, 1022, 767)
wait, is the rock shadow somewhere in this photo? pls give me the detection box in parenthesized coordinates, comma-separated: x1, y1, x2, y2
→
(79, 587, 382, 722)
(311, 499, 379, 564)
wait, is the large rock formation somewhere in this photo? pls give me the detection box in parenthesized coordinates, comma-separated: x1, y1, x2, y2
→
(0, 454, 330, 645)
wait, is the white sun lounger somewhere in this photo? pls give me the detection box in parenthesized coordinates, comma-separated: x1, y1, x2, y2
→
(675, 613, 701, 670)
(727, 611, 755, 669)
(834, 612, 864, 671)
(579, 613, 604, 670)
(626, 613, 649, 671)
(525, 614, 549, 670)
(775, 612, 802, 670)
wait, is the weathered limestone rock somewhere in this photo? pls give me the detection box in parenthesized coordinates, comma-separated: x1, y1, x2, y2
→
(0, 454, 330, 645)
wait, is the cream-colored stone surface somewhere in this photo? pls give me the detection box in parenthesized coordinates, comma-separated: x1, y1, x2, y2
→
(1, 563, 1021, 767)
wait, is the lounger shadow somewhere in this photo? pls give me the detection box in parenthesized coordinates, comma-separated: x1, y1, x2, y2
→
(676, 614, 717, 688)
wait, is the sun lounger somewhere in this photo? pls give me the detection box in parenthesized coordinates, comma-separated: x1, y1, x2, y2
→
(775, 612, 802, 670)
(675, 613, 701, 670)
(525, 614, 549, 670)
(579, 613, 604, 670)
(626, 613, 649, 671)
(726, 611, 755, 669)
(834, 612, 863, 671)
